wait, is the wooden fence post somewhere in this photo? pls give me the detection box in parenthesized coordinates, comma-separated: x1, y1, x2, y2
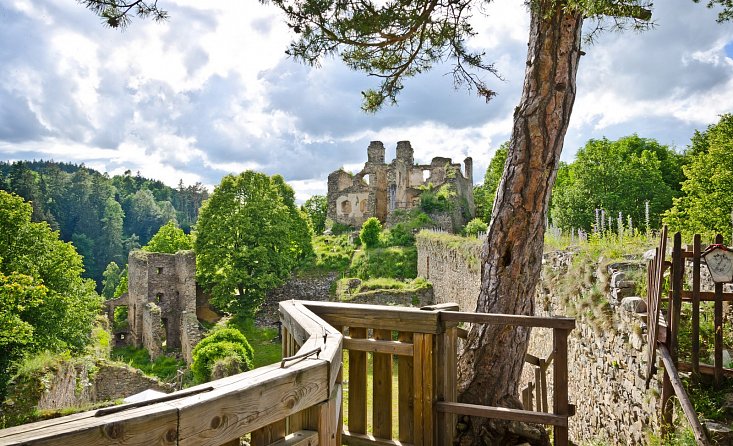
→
(553, 328, 570, 446)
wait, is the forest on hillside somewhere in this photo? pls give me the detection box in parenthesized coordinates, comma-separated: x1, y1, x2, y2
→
(0, 161, 208, 287)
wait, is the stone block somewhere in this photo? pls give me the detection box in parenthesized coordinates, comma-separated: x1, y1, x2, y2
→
(621, 296, 647, 313)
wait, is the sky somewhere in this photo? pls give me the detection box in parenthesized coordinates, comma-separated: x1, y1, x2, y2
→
(1, 0, 732, 202)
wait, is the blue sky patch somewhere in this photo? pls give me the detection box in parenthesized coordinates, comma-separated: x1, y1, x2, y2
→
(725, 41, 733, 59)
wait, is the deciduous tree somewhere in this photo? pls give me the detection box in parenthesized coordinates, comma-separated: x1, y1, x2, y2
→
(664, 114, 733, 242)
(0, 191, 101, 396)
(303, 195, 328, 234)
(142, 220, 193, 253)
(195, 171, 298, 315)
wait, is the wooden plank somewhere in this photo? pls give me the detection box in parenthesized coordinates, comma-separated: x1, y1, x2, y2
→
(342, 430, 413, 446)
(303, 301, 442, 334)
(658, 345, 712, 446)
(678, 361, 733, 377)
(397, 332, 414, 444)
(251, 420, 286, 446)
(412, 333, 433, 446)
(268, 430, 319, 446)
(348, 327, 367, 435)
(343, 336, 413, 356)
(303, 384, 341, 446)
(715, 234, 725, 387)
(670, 233, 683, 365)
(676, 290, 733, 301)
(436, 326, 457, 445)
(0, 411, 97, 439)
(174, 361, 329, 446)
(0, 402, 179, 446)
(539, 358, 548, 413)
(372, 329, 393, 440)
(692, 234, 701, 381)
(436, 402, 568, 427)
(439, 311, 575, 330)
(553, 328, 570, 446)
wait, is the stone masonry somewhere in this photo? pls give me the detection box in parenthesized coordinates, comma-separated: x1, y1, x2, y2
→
(105, 250, 206, 364)
(416, 236, 665, 444)
(327, 141, 475, 232)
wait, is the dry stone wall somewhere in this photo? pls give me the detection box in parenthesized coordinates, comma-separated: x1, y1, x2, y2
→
(415, 236, 664, 444)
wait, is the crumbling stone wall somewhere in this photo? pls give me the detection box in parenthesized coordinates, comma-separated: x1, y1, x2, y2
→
(415, 237, 665, 443)
(415, 232, 482, 311)
(105, 250, 205, 365)
(327, 140, 475, 232)
(4, 357, 172, 424)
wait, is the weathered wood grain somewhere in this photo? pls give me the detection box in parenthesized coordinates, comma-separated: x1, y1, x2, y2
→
(397, 332, 414, 444)
(348, 327, 367, 435)
(372, 329, 393, 440)
(303, 302, 441, 334)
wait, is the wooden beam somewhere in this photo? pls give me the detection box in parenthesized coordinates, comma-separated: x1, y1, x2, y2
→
(658, 345, 712, 446)
(343, 336, 413, 356)
(173, 361, 329, 446)
(302, 301, 442, 334)
(436, 402, 567, 427)
(342, 430, 412, 446)
(439, 311, 575, 330)
(268, 430, 319, 446)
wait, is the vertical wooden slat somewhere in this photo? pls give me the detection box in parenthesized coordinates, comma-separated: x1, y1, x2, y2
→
(534, 366, 543, 411)
(372, 329, 393, 440)
(412, 333, 434, 446)
(436, 326, 457, 445)
(303, 383, 342, 446)
(398, 331, 414, 444)
(334, 325, 344, 446)
(540, 358, 550, 412)
(250, 421, 286, 446)
(715, 234, 725, 387)
(670, 232, 683, 366)
(553, 328, 569, 446)
(348, 326, 367, 435)
(692, 234, 701, 381)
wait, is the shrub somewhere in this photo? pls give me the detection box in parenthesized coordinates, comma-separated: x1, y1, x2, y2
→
(310, 235, 355, 272)
(191, 328, 254, 383)
(360, 217, 382, 248)
(464, 218, 488, 237)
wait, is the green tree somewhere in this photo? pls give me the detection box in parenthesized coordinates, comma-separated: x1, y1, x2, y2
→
(272, 175, 314, 263)
(142, 220, 193, 253)
(474, 144, 508, 223)
(664, 114, 733, 242)
(0, 191, 101, 396)
(551, 135, 682, 232)
(360, 217, 382, 249)
(78, 0, 731, 441)
(101, 261, 122, 299)
(303, 195, 328, 234)
(195, 171, 298, 315)
(464, 218, 488, 237)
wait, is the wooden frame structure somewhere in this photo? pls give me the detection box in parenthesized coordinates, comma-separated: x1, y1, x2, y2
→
(0, 301, 575, 446)
(646, 229, 733, 446)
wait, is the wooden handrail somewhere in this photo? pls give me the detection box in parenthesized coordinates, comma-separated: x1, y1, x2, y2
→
(439, 310, 576, 329)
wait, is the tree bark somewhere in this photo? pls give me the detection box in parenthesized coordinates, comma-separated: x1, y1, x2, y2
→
(456, 2, 583, 444)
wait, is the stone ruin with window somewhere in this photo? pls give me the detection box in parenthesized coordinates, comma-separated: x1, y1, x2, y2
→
(326, 140, 475, 232)
(105, 250, 218, 365)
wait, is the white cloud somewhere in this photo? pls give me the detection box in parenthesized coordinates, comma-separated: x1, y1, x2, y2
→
(1, 0, 732, 200)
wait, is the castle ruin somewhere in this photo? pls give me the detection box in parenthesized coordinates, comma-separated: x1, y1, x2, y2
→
(327, 140, 475, 232)
(105, 250, 215, 365)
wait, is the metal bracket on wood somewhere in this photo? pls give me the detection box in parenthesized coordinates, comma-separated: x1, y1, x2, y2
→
(280, 347, 322, 368)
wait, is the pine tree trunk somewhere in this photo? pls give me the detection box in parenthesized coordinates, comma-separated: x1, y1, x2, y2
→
(456, 2, 583, 444)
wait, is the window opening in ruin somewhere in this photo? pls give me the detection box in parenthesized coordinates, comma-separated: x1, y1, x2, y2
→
(341, 199, 352, 215)
(113, 306, 129, 332)
(155, 292, 163, 303)
(422, 170, 430, 182)
(156, 267, 163, 275)
(365, 174, 370, 185)
(161, 317, 168, 349)
(360, 199, 367, 213)
(389, 185, 397, 211)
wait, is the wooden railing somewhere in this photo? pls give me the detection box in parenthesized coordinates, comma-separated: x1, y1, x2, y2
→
(0, 300, 575, 446)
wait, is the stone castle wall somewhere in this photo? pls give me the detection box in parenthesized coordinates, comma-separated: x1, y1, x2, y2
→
(415, 235, 664, 444)
(416, 232, 482, 311)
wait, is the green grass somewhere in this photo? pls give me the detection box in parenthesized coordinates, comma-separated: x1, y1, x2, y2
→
(350, 246, 418, 279)
(226, 317, 281, 368)
(341, 350, 401, 439)
(110, 346, 184, 382)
